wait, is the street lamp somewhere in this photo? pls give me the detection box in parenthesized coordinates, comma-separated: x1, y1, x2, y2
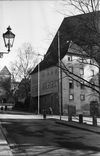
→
(3, 26, 15, 53)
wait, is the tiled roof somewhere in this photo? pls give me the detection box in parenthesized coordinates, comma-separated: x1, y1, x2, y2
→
(30, 11, 100, 75)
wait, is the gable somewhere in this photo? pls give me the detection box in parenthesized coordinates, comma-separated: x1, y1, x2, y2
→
(0, 66, 11, 77)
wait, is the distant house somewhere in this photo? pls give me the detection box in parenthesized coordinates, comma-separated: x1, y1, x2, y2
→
(0, 66, 11, 78)
(0, 66, 11, 101)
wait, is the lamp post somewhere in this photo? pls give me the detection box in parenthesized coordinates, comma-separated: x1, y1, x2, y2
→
(2, 26, 15, 54)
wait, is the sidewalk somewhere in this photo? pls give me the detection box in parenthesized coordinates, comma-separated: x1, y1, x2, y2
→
(0, 123, 12, 156)
(54, 118, 100, 134)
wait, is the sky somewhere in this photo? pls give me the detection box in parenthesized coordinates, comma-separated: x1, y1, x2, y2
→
(0, 0, 67, 71)
(0, 0, 98, 82)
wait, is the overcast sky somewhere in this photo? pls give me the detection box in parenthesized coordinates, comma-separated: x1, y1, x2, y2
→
(0, 0, 66, 70)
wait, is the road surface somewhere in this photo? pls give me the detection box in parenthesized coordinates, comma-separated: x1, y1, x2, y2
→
(1, 115, 100, 156)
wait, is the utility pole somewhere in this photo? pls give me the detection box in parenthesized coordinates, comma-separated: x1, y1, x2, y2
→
(98, 65, 100, 102)
(58, 31, 62, 120)
(38, 62, 40, 114)
(37, 53, 44, 114)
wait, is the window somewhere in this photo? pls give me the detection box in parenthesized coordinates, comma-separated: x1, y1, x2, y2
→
(91, 70, 94, 76)
(91, 81, 95, 91)
(55, 69, 58, 75)
(80, 81, 84, 89)
(69, 94, 74, 100)
(69, 79, 74, 89)
(68, 56, 72, 61)
(69, 66, 73, 73)
(51, 70, 53, 75)
(47, 71, 49, 75)
(90, 59, 94, 64)
(80, 57, 84, 63)
(80, 68, 84, 75)
(80, 94, 85, 101)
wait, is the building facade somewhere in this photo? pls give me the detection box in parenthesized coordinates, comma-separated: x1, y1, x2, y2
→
(30, 12, 100, 115)
(30, 42, 99, 115)
(61, 53, 99, 115)
(31, 66, 59, 114)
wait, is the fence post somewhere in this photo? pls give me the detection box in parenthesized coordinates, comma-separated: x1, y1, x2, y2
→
(68, 115, 72, 122)
(92, 115, 97, 126)
(79, 114, 83, 124)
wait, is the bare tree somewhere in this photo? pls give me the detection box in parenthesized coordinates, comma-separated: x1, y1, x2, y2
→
(52, 0, 100, 99)
(10, 43, 39, 105)
(59, 0, 100, 62)
(67, 0, 99, 13)
(10, 42, 38, 81)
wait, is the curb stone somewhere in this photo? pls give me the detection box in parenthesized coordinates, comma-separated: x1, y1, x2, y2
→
(0, 123, 13, 156)
(54, 119, 100, 134)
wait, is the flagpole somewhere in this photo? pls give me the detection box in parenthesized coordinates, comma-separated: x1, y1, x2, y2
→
(58, 30, 61, 120)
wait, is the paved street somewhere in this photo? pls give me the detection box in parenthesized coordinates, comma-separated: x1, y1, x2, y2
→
(0, 112, 100, 155)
